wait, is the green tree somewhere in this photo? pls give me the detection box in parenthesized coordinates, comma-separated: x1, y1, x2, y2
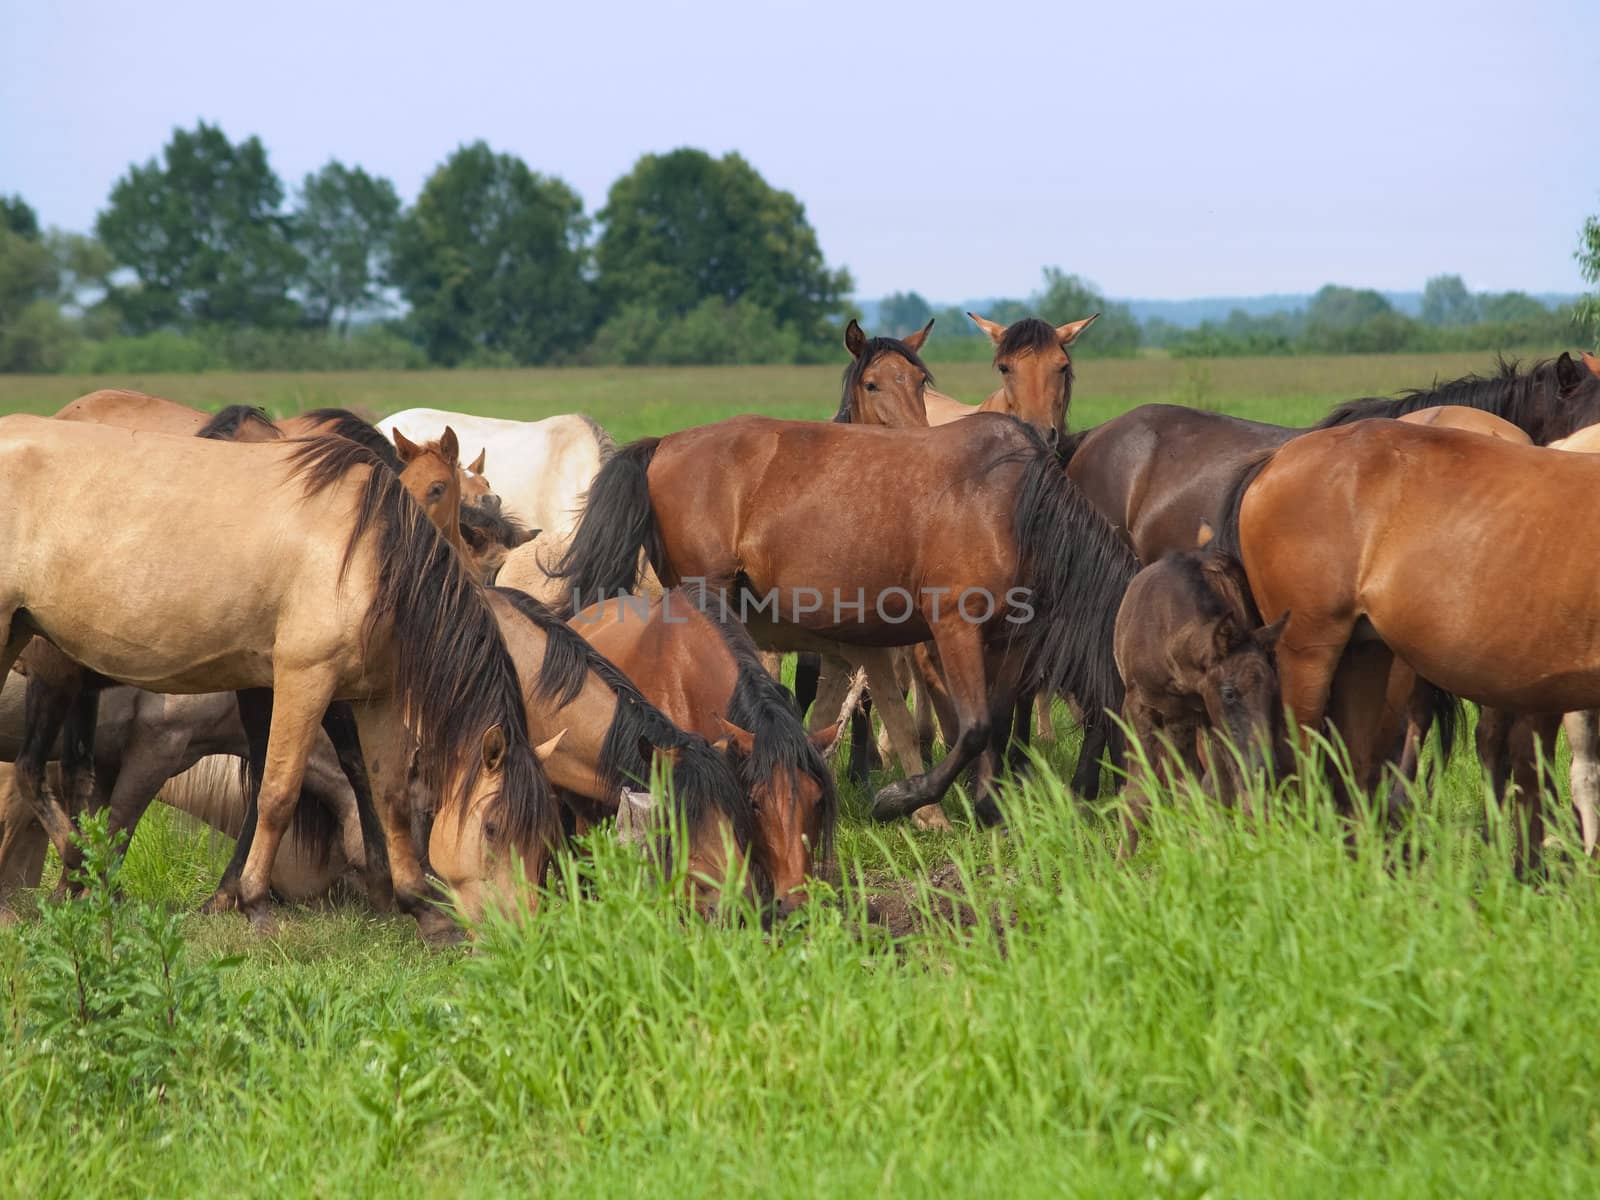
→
(1477, 291, 1548, 323)
(1303, 284, 1414, 352)
(1578, 207, 1600, 346)
(294, 161, 401, 335)
(878, 291, 934, 336)
(595, 148, 851, 348)
(391, 142, 592, 365)
(0, 195, 75, 372)
(1029, 268, 1141, 356)
(95, 122, 303, 333)
(1420, 274, 1479, 326)
(1, 194, 41, 239)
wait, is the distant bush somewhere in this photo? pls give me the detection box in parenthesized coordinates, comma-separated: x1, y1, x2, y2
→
(586, 298, 811, 366)
(62, 325, 425, 373)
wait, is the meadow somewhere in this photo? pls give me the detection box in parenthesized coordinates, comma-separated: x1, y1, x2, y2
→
(3, 346, 1598, 1199)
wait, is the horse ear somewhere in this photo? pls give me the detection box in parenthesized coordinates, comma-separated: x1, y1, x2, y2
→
(902, 318, 935, 354)
(1254, 611, 1290, 650)
(533, 728, 565, 762)
(1557, 352, 1584, 390)
(967, 311, 1006, 346)
(438, 426, 460, 467)
(481, 723, 507, 772)
(468, 448, 487, 475)
(714, 715, 755, 757)
(844, 318, 867, 358)
(808, 721, 842, 751)
(1056, 312, 1100, 346)
(1196, 520, 1215, 547)
(392, 427, 420, 463)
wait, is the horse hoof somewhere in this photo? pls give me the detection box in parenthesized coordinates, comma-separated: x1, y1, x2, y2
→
(417, 914, 465, 948)
(910, 804, 953, 832)
(200, 886, 239, 916)
(246, 905, 279, 938)
(365, 876, 396, 913)
(973, 796, 1005, 827)
(872, 781, 924, 822)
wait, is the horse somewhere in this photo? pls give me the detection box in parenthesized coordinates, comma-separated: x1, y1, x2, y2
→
(483, 586, 756, 913)
(1066, 353, 1600, 564)
(0, 416, 558, 940)
(374, 408, 615, 570)
(551, 414, 1135, 821)
(1112, 540, 1286, 859)
(922, 312, 1100, 446)
(1217, 418, 1600, 872)
(573, 584, 840, 917)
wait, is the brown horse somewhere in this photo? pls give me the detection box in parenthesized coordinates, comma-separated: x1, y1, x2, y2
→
(56, 391, 279, 442)
(483, 586, 755, 912)
(1219, 419, 1600, 870)
(1113, 542, 1286, 858)
(574, 585, 839, 916)
(0, 416, 557, 938)
(553, 414, 1135, 820)
(923, 312, 1100, 446)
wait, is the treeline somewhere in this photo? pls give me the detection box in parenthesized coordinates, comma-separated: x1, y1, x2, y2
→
(0, 124, 853, 373)
(1142, 278, 1584, 358)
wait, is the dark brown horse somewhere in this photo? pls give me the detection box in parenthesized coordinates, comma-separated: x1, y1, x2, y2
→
(553, 414, 1135, 821)
(575, 585, 839, 917)
(1217, 419, 1600, 871)
(1067, 353, 1600, 563)
(1113, 542, 1286, 858)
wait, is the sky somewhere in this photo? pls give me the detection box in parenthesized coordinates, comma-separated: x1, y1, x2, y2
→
(1, 0, 1592, 302)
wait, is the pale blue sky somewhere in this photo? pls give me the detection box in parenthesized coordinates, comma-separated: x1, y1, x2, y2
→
(1, 0, 1592, 301)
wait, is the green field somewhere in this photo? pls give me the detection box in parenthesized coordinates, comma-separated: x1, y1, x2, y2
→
(3, 349, 1597, 1199)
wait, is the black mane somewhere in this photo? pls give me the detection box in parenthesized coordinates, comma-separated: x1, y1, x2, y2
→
(488, 585, 755, 861)
(299, 408, 405, 472)
(1312, 354, 1600, 442)
(285, 436, 557, 863)
(834, 337, 934, 423)
(460, 504, 536, 554)
(681, 583, 837, 858)
(197, 404, 278, 441)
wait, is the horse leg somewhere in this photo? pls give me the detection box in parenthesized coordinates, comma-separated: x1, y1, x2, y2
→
(353, 697, 456, 944)
(58, 687, 101, 840)
(320, 701, 393, 911)
(793, 653, 822, 718)
(1116, 698, 1164, 861)
(234, 671, 339, 935)
(1563, 709, 1600, 856)
(1035, 693, 1057, 742)
(1475, 707, 1513, 819)
(912, 642, 959, 751)
(871, 622, 993, 822)
(856, 648, 947, 829)
(1325, 642, 1397, 815)
(0, 765, 49, 919)
(1272, 622, 1351, 802)
(203, 687, 271, 914)
(907, 652, 937, 761)
(1071, 706, 1114, 800)
(15, 674, 81, 888)
(1504, 712, 1560, 878)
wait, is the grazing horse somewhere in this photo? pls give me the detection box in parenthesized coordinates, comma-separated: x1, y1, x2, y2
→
(1218, 419, 1600, 872)
(1113, 543, 1286, 858)
(574, 585, 839, 916)
(0, 417, 558, 938)
(552, 414, 1135, 821)
(1067, 353, 1600, 563)
(484, 587, 755, 912)
(922, 312, 1100, 445)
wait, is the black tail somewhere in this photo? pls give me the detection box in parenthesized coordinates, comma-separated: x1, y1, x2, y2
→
(1213, 448, 1278, 565)
(793, 653, 822, 716)
(1418, 680, 1465, 770)
(549, 437, 663, 617)
(1009, 434, 1139, 722)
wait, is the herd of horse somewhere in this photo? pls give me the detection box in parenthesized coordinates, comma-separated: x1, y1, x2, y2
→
(2, 317, 1600, 944)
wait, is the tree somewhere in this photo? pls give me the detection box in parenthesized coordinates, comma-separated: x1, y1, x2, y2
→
(1420, 274, 1479, 326)
(595, 148, 851, 347)
(1303, 284, 1414, 352)
(878, 291, 933, 337)
(1578, 207, 1600, 347)
(95, 122, 303, 333)
(390, 142, 592, 365)
(1029, 268, 1141, 356)
(1477, 291, 1548, 324)
(294, 161, 401, 335)
(0, 194, 74, 371)
(1, 195, 40, 239)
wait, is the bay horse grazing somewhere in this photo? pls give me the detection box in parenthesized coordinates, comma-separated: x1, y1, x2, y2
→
(1067, 353, 1600, 564)
(1218, 418, 1600, 872)
(922, 311, 1100, 447)
(483, 586, 756, 913)
(552, 414, 1136, 821)
(0, 417, 558, 939)
(1113, 541, 1286, 859)
(574, 585, 839, 917)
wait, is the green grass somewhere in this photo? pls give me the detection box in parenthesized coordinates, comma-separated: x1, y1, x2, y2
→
(1, 350, 1594, 1198)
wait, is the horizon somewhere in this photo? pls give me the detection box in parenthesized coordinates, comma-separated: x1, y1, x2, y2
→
(3, 0, 1593, 303)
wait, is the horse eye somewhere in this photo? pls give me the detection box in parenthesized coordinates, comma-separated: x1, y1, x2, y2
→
(427, 483, 446, 499)
(1221, 683, 1240, 703)
(864, 382, 878, 392)
(997, 364, 1011, 375)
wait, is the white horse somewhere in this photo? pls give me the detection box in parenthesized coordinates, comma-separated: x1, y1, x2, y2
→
(375, 409, 616, 573)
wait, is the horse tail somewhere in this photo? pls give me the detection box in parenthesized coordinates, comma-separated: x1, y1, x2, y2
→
(1010, 437, 1139, 722)
(792, 653, 822, 717)
(549, 437, 663, 617)
(1420, 680, 1466, 770)
(1213, 448, 1278, 564)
